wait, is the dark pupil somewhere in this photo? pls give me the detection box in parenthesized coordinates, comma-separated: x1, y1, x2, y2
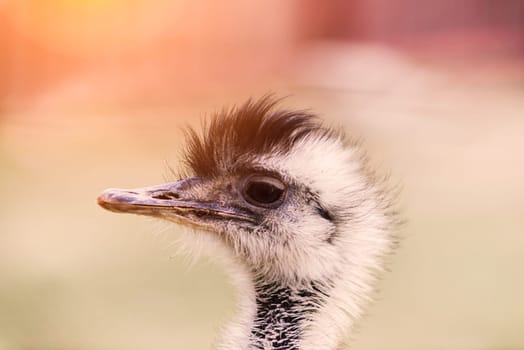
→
(246, 181, 283, 204)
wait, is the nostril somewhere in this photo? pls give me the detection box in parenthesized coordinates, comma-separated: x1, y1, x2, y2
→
(152, 192, 180, 200)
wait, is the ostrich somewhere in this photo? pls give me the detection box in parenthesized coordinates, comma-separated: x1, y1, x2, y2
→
(97, 97, 397, 350)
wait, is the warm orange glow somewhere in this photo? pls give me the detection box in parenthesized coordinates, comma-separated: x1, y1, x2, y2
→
(5, 0, 184, 55)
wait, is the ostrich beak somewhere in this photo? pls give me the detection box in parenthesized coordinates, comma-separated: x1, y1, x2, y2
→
(97, 178, 255, 226)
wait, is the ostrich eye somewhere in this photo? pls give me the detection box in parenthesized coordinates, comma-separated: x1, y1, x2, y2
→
(242, 175, 286, 208)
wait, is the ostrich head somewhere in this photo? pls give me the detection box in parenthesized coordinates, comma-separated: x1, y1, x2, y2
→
(98, 97, 397, 350)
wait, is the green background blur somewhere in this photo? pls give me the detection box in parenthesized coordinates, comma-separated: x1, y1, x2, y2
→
(1, 1, 523, 349)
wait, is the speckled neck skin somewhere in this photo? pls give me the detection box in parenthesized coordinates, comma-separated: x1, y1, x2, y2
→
(249, 279, 332, 350)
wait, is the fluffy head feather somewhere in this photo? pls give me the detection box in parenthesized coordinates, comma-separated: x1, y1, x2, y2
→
(98, 96, 398, 350)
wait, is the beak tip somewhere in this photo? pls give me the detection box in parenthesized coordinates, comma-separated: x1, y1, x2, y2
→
(97, 188, 126, 212)
(97, 192, 111, 210)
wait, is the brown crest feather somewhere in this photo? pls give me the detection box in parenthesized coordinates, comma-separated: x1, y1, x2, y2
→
(183, 96, 337, 177)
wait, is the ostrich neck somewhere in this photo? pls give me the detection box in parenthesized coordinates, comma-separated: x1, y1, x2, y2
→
(247, 278, 333, 350)
(217, 253, 348, 350)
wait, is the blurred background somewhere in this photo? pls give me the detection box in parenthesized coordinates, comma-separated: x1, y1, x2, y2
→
(1, 1, 523, 349)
